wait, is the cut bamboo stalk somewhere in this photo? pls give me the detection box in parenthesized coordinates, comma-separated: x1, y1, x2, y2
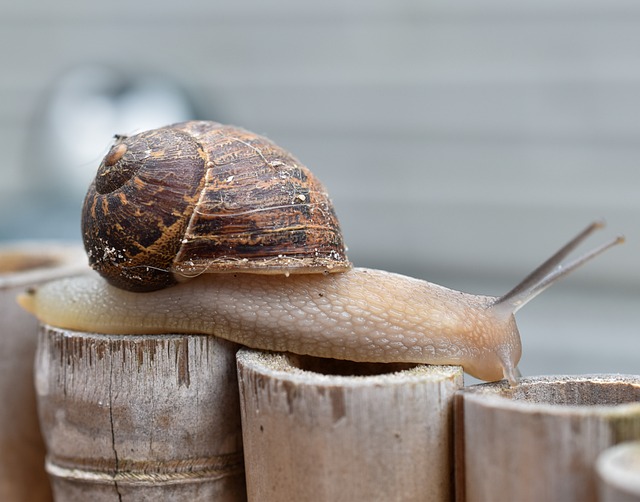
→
(236, 349, 464, 502)
(35, 326, 247, 501)
(597, 440, 640, 502)
(0, 242, 88, 502)
(455, 374, 640, 502)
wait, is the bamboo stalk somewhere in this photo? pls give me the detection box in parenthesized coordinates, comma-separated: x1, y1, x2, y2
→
(35, 326, 247, 501)
(597, 440, 640, 502)
(455, 374, 640, 502)
(0, 242, 88, 502)
(236, 349, 464, 502)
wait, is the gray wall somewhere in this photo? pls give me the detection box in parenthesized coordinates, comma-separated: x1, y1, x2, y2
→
(1, 0, 638, 380)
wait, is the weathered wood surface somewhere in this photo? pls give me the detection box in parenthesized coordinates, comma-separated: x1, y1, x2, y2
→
(455, 374, 640, 502)
(237, 349, 463, 502)
(0, 242, 88, 502)
(597, 440, 640, 502)
(36, 326, 247, 501)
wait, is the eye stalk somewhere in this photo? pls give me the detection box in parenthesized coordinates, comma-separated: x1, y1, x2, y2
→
(494, 221, 624, 316)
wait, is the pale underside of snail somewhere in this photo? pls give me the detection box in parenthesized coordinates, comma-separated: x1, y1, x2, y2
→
(18, 121, 623, 385)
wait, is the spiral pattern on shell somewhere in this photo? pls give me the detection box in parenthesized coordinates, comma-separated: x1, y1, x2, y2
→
(82, 121, 350, 292)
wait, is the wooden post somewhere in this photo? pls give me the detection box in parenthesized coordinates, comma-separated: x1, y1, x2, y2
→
(35, 326, 247, 501)
(455, 374, 640, 502)
(237, 349, 464, 502)
(0, 242, 88, 502)
(597, 440, 640, 502)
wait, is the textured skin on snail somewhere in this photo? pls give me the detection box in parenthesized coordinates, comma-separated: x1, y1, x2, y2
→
(83, 121, 350, 292)
(19, 269, 521, 383)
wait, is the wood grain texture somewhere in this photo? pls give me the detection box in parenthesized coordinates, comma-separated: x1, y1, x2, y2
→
(237, 349, 463, 502)
(35, 326, 247, 501)
(597, 441, 640, 502)
(0, 242, 88, 502)
(455, 375, 640, 502)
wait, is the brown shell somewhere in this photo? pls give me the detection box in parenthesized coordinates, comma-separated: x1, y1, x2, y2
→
(82, 121, 351, 292)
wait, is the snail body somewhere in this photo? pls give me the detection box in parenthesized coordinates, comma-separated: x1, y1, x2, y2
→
(20, 268, 519, 382)
(19, 121, 622, 384)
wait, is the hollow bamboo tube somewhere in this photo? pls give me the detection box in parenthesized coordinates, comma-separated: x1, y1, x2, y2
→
(35, 326, 247, 501)
(597, 440, 640, 502)
(455, 374, 640, 502)
(0, 242, 88, 502)
(237, 349, 464, 502)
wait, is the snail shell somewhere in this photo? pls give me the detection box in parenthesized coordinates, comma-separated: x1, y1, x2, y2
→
(82, 121, 351, 292)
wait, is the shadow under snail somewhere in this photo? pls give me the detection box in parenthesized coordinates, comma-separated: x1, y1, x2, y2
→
(19, 121, 623, 385)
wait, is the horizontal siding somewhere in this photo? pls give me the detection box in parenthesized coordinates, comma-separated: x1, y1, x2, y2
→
(4, 0, 640, 19)
(0, 0, 638, 289)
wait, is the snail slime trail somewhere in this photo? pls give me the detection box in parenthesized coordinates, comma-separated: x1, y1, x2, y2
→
(19, 121, 624, 385)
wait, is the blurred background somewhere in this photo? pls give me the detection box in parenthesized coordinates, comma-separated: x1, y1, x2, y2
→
(0, 0, 638, 381)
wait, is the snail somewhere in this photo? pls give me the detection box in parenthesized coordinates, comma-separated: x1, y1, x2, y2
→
(18, 121, 623, 385)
